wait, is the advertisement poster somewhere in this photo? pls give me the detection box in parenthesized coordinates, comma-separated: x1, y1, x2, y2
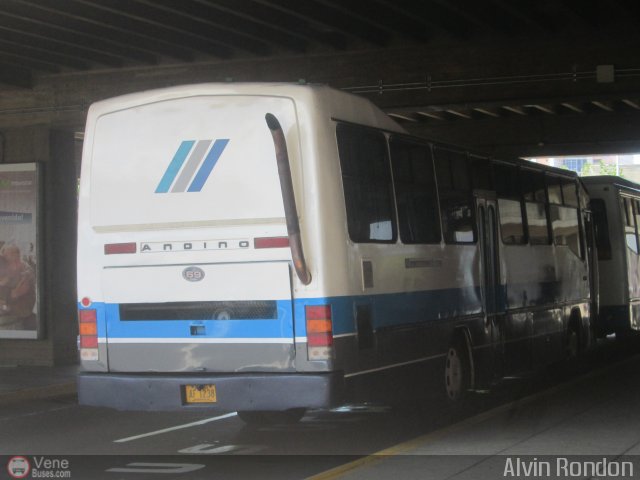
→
(0, 163, 40, 339)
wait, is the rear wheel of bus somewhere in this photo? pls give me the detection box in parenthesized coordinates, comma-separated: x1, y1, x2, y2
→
(444, 334, 472, 403)
(237, 408, 306, 426)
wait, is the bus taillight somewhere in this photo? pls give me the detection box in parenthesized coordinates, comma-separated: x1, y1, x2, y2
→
(78, 308, 99, 360)
(104, 242, 136, 254)
(254, 237, 290, 249)
(305, 305, 333, 360)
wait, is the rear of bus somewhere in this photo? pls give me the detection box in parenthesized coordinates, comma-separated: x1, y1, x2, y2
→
(77, 84, 342, 413)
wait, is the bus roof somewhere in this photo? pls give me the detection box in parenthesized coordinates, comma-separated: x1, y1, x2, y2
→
(86, 82, 406, 135)
(581, 175, 640, 193)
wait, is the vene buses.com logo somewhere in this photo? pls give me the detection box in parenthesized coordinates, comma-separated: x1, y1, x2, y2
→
(155, 139, 229, 194)
(7, 456, 30, 479)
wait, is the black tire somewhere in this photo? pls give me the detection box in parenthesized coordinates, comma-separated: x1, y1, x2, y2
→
(444, 335, 472, 402)
(237, 408, 306, 426)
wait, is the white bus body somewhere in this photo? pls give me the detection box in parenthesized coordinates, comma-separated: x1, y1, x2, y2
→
(77, 84, 592, 417)
(582, 176, 640, 335)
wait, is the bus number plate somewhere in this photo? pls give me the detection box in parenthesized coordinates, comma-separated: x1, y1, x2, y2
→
(184, 384, 217, 404)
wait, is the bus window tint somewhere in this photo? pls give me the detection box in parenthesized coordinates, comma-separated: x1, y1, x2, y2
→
(547, 176, 563, 205)
(470, 155, 492, 191)
(521, 169, 546, 203)
(498, 198, 526, 244)
(390, 139, 441, 244)
(591, 199, 612, 260)
(550, 205, 581, 257)
(526, 202, 550, 244)
(521, 169, 550, 244)
(561, 179, 579, 207)
(337, 125, 396, 243)
(494, 162, 519, 198)
(624, 197, 635, 227)
(434, 148, 475, 243)
(494, 162, 525, 245)
(623, 197, 639, 254)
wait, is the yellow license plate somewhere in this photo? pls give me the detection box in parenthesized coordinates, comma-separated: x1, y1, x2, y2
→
(184, 384, 217, 404)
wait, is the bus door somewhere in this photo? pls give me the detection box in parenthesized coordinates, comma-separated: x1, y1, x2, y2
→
(475, 194, 504, 381)
(583, 209, 599, 332)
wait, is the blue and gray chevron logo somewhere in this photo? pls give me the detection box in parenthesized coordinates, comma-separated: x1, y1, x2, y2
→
(155, 139, 229, 193)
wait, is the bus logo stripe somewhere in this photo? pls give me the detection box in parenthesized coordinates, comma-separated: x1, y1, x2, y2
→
(155, 140, 195, 193)
(171, 139, 212, 193)
(187, 139, 229, 192)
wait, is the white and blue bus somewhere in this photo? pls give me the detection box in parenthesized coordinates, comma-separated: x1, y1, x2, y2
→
(582, 176, 640, 338)
(77, 83, 593, 423)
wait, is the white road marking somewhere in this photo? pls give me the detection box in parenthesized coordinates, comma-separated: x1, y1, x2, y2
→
(178, 443, 265, 454)
(113, 412, 237, 443)
(106, 463, 205, 474)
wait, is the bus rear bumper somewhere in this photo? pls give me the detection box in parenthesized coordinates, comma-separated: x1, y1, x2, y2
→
(78, 371, 344, 412)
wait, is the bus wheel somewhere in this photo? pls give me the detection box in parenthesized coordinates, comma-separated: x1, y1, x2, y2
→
(237, 408, 306, 426)
(444, 336, 471, 402)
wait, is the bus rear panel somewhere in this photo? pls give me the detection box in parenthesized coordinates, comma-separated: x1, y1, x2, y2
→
(77, 86, 347, 412)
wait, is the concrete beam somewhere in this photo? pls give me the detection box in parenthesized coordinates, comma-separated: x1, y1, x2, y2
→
(402, 110, 640, 157)
(0, 33, 639, 127)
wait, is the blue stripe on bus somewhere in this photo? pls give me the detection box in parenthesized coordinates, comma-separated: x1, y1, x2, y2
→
(99, 301, 294, 339)
(187, 139, 229, 192)
(155, 140, 196, 193)
(80, 286, 486, 340)
(79, 280, 581, 340)
(293, 287, 485, 338)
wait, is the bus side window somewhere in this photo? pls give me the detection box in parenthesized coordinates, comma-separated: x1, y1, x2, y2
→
(337, 124, 397, 243)
(550, 205, 582, 257)
(469, 155, 493, 191)
(434, 148, 475, 244)
(546, 175, 563, 205)
(389, 139, 441, 244)
(561, 179, 579, 207)
(590, 199, 612, 260)
(521, 168, 550, 245)
(494, 162, 526, 245)
(548, 175, 581, 257)
(623, 197, 639, 254)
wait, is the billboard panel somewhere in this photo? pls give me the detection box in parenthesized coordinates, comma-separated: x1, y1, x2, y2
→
(0, 163, 41, 339)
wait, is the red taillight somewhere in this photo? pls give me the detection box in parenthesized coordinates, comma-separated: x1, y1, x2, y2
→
(78, 308, 98, 358)
(254, 236, 290, 249)
(308, 331, 333, 347)
(79, 309, 97, 322)
(306, 305, 333, 348)
(79, 322, 97, 336)
(80, 336, 98, 348)
(104, 242, 136, 255)
(305, 305, 332, 321)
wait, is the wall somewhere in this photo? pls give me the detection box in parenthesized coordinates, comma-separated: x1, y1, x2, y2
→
(0, 128, 77, 366)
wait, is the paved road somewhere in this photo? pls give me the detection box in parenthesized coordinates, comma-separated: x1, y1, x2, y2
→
(1, 339, 639, 479)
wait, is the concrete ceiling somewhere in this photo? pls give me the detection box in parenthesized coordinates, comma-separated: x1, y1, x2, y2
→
(1, 0, 640, 157)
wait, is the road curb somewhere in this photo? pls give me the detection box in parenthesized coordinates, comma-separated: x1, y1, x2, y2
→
(0, 382, 77, 406)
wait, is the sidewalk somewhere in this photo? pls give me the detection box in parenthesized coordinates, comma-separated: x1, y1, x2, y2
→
(0, 364, 78, 406)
